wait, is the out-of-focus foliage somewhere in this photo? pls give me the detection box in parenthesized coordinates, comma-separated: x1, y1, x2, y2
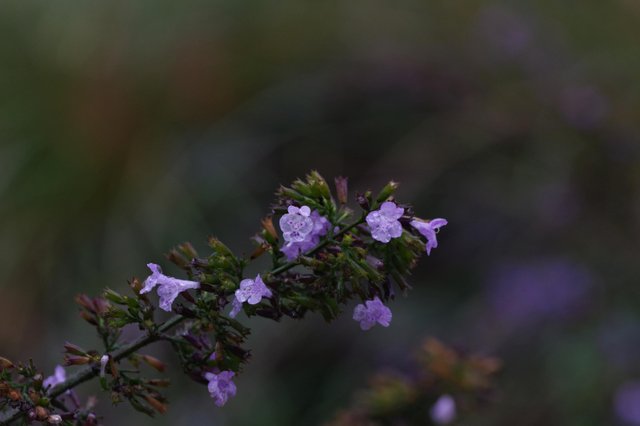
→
(0, 0, 639, 425)
(327, 338, 501, 425)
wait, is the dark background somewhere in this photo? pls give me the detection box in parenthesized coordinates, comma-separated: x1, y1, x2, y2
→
(1, 1, 639, 425)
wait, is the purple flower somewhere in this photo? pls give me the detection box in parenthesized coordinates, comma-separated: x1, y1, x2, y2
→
(353, 297, 392, 330)
(235, 275, 272, 305)
(141, 263, 200, 312)
(486, 259, 592, 330)
(410, 218, 448, 255)
(99, 355, 109, 379)
(614, 381, 640, 425)
(204, 371, 237, 407)
(366, 201, 404, 243)
(430, 394, 456, 425)
(279, 205, 314, 242)
(43, 365, 66, 391)
(281, 210, 330, 260)
(228, 298, 243, 319)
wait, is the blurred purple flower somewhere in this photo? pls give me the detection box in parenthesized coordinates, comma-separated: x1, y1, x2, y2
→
(281, 210, 330, 260)
(411, 218, 448, 255)
(204, 371, 237, 407)
(235, 275, 272, 305)
(366, 201, 404, 243)
(430, 394, 456, 425)
(486, 259, 592, 329)
(615, 381, 640, 425)
(353, 297, 392, 330)
(559, 85, 609, 129)
(43, 365, 66, 391)
(228, 298, 243, 319)
(141, 263, 200, 312)
(279, 205, 314, 243)
(477, 6, 533, 57)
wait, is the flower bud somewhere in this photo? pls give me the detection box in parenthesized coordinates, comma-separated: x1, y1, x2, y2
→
(64, 355, 91, 366)
(178, 242, 198, 259)
(375, 180, 399, 203)
(129, 277, 143, 294)
(103, 289, 126, 305)
(75, 294, 95, 312)
(35, 406, 49, 420)
(261, 216, 278, 242)
(167, 249, 190, 268)
(64, 342, 87, 356)
(0, 357, 14, 370)
(80, 311, 98, 325)
(99, 355, 109, 379)
(47, 414, 63, 424)
(334, 176, 349, 204)
(141, 355, 166, 372)
(144, 395, 167, 414)
(356, 191, 371, 210)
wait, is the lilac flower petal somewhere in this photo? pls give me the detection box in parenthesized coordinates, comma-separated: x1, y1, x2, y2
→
(234, 275, 272, 310)
(353, 297, 392, 330)
(44, 365, 66, 390)
(411, 218, 447, 255)
(366, 202, 404, 243)
(299, 206, 311, 216)
(205, 371, 237, 407)
(141, 263, 200, 312)
(430, 394, 456, 425)
(280, 210, 330, 260)
(229, 298, 242, 318)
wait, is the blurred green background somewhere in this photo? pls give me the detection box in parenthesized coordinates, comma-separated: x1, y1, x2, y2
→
(1, 0, 639, 425)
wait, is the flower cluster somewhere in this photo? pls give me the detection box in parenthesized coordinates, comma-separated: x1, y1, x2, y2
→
(280, 206, 330, 260)
(0, 171, 448, 423)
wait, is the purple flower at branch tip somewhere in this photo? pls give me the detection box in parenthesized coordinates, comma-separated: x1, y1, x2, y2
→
(140, 263, 200, 312)
(366, 201, 404, 243)
(279, 205, 314, 243)
(43, 365, 66, 391)
(204, 371, 237, 407)
(281, 209, 330, 260)
(353, 297, 392, 330)
(430, 394, 456, 425)
(235, 275, 272, 305)
(614, 381, 640, 425)
(410, 218, 448, 255)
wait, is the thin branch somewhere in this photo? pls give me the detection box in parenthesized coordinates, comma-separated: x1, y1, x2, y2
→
(1, 215, 366, 425)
